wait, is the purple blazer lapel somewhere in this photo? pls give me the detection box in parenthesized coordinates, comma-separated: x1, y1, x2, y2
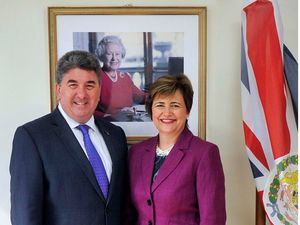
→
(141, 137, 157, 194)
(151, 147, 185, 192)
(151, 128, 193, 192)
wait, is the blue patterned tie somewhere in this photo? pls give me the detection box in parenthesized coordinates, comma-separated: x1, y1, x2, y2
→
(77, 124, 109, 199)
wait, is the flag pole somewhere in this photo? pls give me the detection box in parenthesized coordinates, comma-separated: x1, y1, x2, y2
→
(255, 192, 265, 225)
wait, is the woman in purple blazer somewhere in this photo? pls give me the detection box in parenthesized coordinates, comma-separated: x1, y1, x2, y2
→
(128, 74, 226, 225)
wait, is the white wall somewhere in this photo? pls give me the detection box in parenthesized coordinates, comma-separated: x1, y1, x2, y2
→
(0, 0, 297, 224)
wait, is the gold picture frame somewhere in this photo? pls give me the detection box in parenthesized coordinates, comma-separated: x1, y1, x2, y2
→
(48, 6, 206, 144)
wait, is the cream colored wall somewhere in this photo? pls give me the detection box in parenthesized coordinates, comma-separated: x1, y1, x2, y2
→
(0, 0, 297, 224)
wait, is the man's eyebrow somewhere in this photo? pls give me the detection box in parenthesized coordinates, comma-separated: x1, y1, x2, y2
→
(86, 80, 97, 84)
(66, 80, 97, 84)
(67, 79, 77, 84)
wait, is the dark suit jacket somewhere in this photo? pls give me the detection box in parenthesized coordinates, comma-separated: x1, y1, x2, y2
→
(10, 108, 128, 225)
(128, 128, 226, 225)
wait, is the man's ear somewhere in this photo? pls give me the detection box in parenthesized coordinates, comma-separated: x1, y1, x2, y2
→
(55, 84, 61, 101)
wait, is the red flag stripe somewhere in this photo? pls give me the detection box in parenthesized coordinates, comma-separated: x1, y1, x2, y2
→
(243, 122, 270, 170)
(244, 1, 290, 159)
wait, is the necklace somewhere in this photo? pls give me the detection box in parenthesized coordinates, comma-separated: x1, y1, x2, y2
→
(156, 144, 174, 156)
(105, 71, 118, 82)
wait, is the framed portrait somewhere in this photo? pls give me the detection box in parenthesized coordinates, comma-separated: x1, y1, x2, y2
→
(48, 6, 206, 144)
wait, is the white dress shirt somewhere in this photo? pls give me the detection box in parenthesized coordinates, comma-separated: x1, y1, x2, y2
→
(58, 104, 112, 181)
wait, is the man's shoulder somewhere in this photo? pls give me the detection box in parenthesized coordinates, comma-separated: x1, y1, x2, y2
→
(22, 112, 54, 129)
(13, 111, 57, 142)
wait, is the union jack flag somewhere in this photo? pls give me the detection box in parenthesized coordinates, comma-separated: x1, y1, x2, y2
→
(241, 0, 298, 224)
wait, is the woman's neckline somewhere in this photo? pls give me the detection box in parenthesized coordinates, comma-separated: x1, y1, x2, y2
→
(104, 70, 118, 82)
(156, 144, 174, 156)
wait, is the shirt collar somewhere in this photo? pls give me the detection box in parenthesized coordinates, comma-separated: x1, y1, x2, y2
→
(58, 103, 96, 131)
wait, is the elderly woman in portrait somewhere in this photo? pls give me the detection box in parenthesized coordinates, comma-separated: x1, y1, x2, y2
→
(94, 35, 147, 120)
(128, 74, 226, 225)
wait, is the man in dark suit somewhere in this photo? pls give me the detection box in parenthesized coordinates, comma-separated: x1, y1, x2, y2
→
(10, 50, 128, 225)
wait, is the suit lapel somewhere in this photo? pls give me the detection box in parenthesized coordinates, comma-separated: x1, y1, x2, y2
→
(151, 147, 185, 192)
(151, 128, 193, 192)
(94, 118, 120, 203)
(141, 138, 157, 195)
(50, 109, 105, 200)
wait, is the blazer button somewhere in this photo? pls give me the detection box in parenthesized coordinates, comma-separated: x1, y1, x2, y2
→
(148, 220, 152, 225)
(147, 199, 152, 206)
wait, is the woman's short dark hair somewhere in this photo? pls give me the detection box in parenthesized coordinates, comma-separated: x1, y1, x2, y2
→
(146, 74, 194, 119)
(56, 50, 101, 84)
(95, 35, 126, 62)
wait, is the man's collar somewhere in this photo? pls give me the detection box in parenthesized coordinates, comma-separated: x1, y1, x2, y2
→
(58, 103, 96, 130)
